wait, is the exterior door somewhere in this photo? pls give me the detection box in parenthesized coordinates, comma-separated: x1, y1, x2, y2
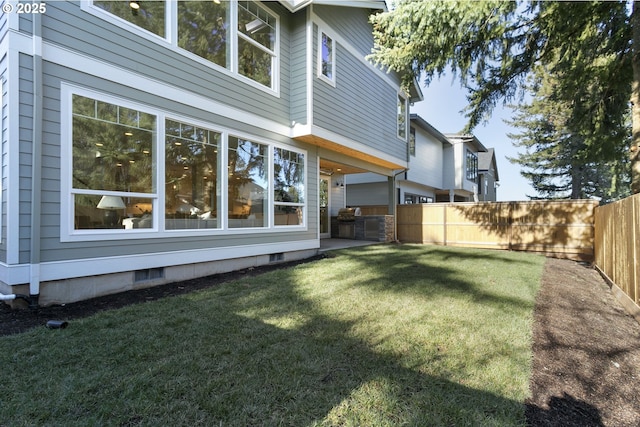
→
(320, 176, 330, 238)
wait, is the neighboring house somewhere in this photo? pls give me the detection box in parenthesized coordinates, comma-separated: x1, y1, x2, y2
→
(478, 148, 499, 202)
(0, 1, 420, 306)
(441, 133, 495, 202)
(346, 114, 499, 207)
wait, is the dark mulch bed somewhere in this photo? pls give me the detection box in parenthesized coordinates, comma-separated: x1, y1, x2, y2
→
(1, 255, 639, 426)
(525, 257, 640, 426)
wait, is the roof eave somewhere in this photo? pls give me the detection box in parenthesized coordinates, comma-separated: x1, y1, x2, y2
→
(279, 0, 387, 12)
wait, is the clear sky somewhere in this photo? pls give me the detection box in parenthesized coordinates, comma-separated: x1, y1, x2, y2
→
(410, 76, 535, 202)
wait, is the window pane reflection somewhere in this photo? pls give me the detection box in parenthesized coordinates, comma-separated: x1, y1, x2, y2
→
(165, 119, 221, 230)
(94, 1, 165, 37)
(178, 1, 230, 68)
(228, 137, 268, 228)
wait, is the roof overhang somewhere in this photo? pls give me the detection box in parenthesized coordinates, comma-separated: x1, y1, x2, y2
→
(444, 133, 488, 152)
(410, 114, 451, 146)
(295, 133, 405, 171)
(279, 0, 387, 12)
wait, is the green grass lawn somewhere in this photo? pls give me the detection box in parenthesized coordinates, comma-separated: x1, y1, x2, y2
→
(0, 245, 545, 426)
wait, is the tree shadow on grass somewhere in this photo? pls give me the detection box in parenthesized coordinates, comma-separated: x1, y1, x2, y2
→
(525, 393, 604, 427)
(330, 244, 543, 313)
(0, 247, 542, 426)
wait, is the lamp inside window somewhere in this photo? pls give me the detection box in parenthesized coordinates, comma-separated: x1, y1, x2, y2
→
(97, 195, 126, 228)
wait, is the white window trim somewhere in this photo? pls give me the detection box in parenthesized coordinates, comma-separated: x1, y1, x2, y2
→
(465, 149, 478, 182)
(61, 84, 306, 242)
(61, 84, 163, 242)
(272, 145, 307, 228)
(81, 0, 280, 96)
(317, 27, 336, 87)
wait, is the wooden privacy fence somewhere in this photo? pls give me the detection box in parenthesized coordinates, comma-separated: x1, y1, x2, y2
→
(397, 200, 599, 261)
(594, 194, 640, 321)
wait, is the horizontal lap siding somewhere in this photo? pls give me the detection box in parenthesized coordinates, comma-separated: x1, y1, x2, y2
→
(18, 53, 33, 264)
(0, 6, 7, 41)
(22, 3, 317, 264)
(42, 3, 291, 126)
(289, 11, 308, 125)
(313, 5, 374, 57)
(0, 54, 6, 263)
(38, 62, 317, 263)
(410, 127, 444, 189)
(310, 6, 405, 162)
(313, 44, 401, 158)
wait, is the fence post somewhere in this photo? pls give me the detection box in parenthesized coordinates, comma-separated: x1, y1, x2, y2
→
(443, 204, 447, 246)
(508, 202, 514, 252)
(635, 196, 638, 304)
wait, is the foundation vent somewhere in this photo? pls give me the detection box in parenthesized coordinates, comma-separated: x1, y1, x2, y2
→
(269, 253, 284, 263)
(134, 267, 165, 283)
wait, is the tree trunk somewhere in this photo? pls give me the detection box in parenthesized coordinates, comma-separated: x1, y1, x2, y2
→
(631, 2, 640, 194)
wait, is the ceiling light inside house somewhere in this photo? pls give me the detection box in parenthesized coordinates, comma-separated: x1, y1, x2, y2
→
(129, 1, 139, 15)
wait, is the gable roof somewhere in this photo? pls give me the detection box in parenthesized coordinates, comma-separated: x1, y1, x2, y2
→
(410, 114, 451, 146)
(444, 133, 488, 153)
(478, 148, 499, 181)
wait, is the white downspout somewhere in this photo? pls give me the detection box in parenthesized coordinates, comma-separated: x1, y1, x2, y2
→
(0, 17, 42, 307)
(29, 13, 43, 308)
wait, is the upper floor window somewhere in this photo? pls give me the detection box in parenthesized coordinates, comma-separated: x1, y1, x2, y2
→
(466, 149, 478, 181)
(409, 126, 416, 157)
(318, 30, 335, 85)
(177, 1, 230, 69)
(397, 94, 407, 139)
(94, 1, 166, 37)
(89, 1, 279, 91)
(237, 1, 277, 88)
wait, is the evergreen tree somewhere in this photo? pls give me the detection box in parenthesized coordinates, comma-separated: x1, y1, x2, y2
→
(369, 1, 639, 194)
(507, 69, 631, 202)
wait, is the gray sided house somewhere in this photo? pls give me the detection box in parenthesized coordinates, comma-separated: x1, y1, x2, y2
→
(346, 114, 499, 207)
(478, 148, 499, 202)
(0, 0, 419, 306)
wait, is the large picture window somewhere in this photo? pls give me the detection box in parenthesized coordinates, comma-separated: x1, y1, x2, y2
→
(165, 120, 221, 230)
(274, 148, 305, 226)
(66, 90, 305, 238)
(72, 94, 156, 230)
(228, 137, 269, 228)
(89, 0, 278, 91)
